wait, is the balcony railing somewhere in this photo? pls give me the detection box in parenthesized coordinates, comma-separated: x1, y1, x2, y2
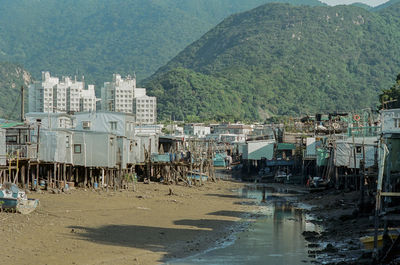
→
(6, 144, 37, 159)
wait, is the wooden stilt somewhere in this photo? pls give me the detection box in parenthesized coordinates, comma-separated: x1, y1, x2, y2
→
(89, 168, 93, 188)
(101, 168, 105, 189)
(21, 165, 25, 189)
(75, 167, 79, 186)
(63, 163, 66, 189)
(35, 163, 39, 190)
(84, 167, 88, 188)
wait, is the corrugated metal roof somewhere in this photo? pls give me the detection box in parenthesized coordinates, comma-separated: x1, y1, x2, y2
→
(0, 122, 25, 128)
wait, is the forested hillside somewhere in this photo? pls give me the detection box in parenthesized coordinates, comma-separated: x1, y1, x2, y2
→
(145, 3, 400, 121)
(0, 0, 324, 84)
(0, 62, 32, 120)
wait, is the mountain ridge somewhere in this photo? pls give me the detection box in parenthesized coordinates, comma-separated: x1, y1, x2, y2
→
(145, 3, 400, 121)
(0, 0, 325, 85)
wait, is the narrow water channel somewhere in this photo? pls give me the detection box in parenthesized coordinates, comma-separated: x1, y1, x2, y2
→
(170, 185, 321, 265)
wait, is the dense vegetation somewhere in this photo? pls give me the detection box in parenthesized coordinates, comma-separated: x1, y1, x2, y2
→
(0, 62, 32, 120)
(379, 73, 400, 109)
(0, 0, 324, 85)
(145, 3, 400, 122)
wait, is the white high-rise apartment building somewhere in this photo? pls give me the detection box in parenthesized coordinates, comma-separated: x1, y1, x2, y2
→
(100, 74, 157, 124)
(101, 74, 135, 113)
(29, 72, 97, 113)
(134, 95, 157, 124)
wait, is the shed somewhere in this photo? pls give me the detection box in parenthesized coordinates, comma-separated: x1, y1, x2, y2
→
(134, 133, 158, 164)
(72, 131, 117, 168)
(242, 140, 275, 160)
(38, 129, 73, 164)
(334, 137, 378, 169)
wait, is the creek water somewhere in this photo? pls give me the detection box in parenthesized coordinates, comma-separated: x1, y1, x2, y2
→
(170, 185, 321, 265)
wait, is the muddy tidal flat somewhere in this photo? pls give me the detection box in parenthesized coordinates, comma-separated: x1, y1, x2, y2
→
(1, 181, 253, 265)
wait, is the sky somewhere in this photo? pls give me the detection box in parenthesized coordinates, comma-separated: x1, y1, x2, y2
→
(319, 0, 389, 6)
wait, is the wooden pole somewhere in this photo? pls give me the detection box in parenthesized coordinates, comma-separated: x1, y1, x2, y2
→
(21, 164, 25, 189)
(101, 168, 105, 188)
(53, 163, 57, 189)
(27, 162, 30, 190)
(75, 167, 79, 186)
(63, 163, 67, 189)
(84, 167, 88, 188)
(89, 168, 93, 188)
(68, 165, 72, 182)
(35, 163, 39, 190)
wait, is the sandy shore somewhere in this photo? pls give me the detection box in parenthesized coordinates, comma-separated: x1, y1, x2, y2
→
(1, 180, 255, 265)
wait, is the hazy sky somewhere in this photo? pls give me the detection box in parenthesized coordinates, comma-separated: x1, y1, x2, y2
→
(319, 0, 389, 6)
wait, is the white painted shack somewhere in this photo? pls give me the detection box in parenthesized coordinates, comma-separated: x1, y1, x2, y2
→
(242, 139, 275, 160)
(135, 133, 158, 163)
(26, 112, 75, 130)
(334, 137, 378, 169)
(381, 109, 400, 134)
(2, 123, 37, 159)
(38, 129, 73, 164)
(116, 137, 139, 169)
(74, 112, 136, 168)
(72, 131, 117, 168)
(74, 111, 135, 139)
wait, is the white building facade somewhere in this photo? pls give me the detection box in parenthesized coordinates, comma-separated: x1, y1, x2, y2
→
(101, 74, 157, 124)
(101, 74, 135, 113)
(134, 95, 157, 124)
(29, 72, 97, 113)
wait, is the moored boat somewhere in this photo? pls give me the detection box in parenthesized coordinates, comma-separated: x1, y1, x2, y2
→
(0, 182, 39, 214)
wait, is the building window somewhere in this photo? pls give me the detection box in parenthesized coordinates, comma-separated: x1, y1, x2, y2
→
(82, 121, 91, 130)
(130, 140, 133, 151)
(395, 118, 400, 128)
(6, 135, 18, 143)
(74, 144, 81, 154)
(66, 135, 70, 148)
(110, 121, 117, 130)
(356, 146, 362, 154)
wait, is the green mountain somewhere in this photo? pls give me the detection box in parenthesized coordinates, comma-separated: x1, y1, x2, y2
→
(145, 3, 400, 121)
(372, 0, 399, 11)
(350, 2, 372, 10)
(0, 0, 324, 85)
(0, 62, 32, 120)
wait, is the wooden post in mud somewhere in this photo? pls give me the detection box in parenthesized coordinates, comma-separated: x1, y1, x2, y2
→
(47, 165, 51, 189)
(63, 163, 66, 189)
(101, 168, 105, 188)
(90, 168, 94, 188)
(68, 165, 72, 183)
(107, 169, 111, 192)
(35, 163, 39, 190)
(75, 167, 79, 186)
(31, 164, 35, 190)
(27, 162, 30, 190)
(57, 163, 61, 188)
(84, 167, 88, 188)
(112, 169, 117, 191)
(21, 164, 25, 189)
(53, 163, 57, 189)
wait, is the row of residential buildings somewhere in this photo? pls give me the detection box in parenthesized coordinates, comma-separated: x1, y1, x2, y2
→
(28, 72, 156, 124)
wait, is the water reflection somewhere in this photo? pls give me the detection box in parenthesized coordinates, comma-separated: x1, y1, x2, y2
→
(169, 185, 319, 265)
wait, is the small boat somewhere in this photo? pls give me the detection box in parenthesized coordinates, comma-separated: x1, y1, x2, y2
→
(187, 171, 208, 182)
(0, 182, 39, 214)
(360, 233, 399, 250)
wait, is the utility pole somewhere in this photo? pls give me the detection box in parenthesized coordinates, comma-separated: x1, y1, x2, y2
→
(21, 85, 25, 122)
